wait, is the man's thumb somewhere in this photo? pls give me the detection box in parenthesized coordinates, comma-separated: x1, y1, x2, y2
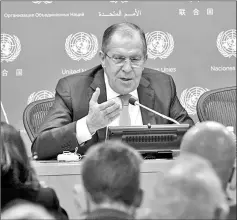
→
(90, 87, 100, 103)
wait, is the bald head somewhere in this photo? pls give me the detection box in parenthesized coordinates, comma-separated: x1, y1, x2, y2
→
(1, 200, 55, 219)
(148, 153, 228, 219)
(180, 121, 236, 189)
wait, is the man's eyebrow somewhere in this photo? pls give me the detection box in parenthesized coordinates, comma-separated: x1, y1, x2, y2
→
(112, 54, 142, 57)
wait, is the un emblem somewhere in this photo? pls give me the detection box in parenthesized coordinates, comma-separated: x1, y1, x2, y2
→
(1, 33, 21, 63)
(146, 31, 174, 59)
(180, 87, 209, 115)
(217, 29, 236, 58)
(65, 32, 98, 61)
(27, 90, 55, 105)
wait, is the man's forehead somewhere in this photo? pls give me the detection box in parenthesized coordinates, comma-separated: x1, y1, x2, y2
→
(112, 31, 140, 40)
(108, 47, 143, 55)
(108, 32, 142, 45)
(107, 35, 143, 54)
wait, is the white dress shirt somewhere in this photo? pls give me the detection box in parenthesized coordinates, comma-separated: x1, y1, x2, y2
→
(76, 72, 143, 145)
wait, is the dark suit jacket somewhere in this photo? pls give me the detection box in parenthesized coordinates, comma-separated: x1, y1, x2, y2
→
(32, 65, 194, 159)
(83, 208, 134, 220)
(1, 186, 68, 220)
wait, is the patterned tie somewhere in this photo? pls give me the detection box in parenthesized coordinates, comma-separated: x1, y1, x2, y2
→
(119, 94, 131, 126)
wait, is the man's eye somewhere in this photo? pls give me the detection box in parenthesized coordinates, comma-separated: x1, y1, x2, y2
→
(131, 58, 141, 62)
(113, 57, 125, 62)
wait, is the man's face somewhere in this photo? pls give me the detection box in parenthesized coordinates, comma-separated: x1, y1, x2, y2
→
(100, 32, 147, 95)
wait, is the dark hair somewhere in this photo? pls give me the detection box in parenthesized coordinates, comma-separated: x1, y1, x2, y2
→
(82, 140, 142, 206)
(101, 22, 147, 56)
(1, 121, 40, 190)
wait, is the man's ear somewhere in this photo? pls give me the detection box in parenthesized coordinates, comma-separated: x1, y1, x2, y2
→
(144, 54, 148, 61)
(213, 204, 229, 220)
(99, 50, 106, 68)
(133, 188, 143, 208)
(73, 184, 88, 214)
(229, 160, 236, 191)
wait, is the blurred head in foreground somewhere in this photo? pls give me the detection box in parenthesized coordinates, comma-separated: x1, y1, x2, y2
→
(81, 140, 143, 216)
(0, 121, 40, 191)
(1, 199, 55, 220)
(1, 121, 68, 219)
(180, 121, 236, 190)
(148, 153, 229, 219)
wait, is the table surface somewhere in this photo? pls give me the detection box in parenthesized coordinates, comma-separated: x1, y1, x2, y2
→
(33, 159, 173, 219)
(33, 158, 173, 175)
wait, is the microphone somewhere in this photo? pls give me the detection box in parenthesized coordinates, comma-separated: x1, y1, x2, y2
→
(129, 96, 180, 125)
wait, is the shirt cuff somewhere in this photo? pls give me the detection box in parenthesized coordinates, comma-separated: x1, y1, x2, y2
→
(76, 116, 93, 145)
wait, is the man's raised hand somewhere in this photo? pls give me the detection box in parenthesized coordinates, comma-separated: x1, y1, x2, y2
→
(86, 88, 121, 134)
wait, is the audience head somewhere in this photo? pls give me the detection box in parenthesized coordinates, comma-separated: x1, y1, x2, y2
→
(99, 22, 148, 95)
(81, 140, 143, 215)
(148, 153, 229, 220)
(0, 121, 39, 190)
(1, 199, 55, 220)
(180, 121, 236, 189)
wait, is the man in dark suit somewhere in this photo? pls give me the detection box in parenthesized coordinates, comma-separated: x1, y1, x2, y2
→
(74, 140, 143, 220)
(32, 22, 194, 160)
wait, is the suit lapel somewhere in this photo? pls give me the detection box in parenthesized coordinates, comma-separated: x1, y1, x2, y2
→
(138, 76, 156, 125)
(87, 68, 107, 104)
(87, 68, 107, 141)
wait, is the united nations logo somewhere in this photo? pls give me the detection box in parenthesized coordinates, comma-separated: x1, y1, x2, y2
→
(217, 29, 236, 58)
(27, 90, 55, 105)
(1, 33, 21, 63)
(180, 87, 209, 115)
(32, 1, 53, 4)
(146, 31, 174, 59)
(65, 32, 98, 61)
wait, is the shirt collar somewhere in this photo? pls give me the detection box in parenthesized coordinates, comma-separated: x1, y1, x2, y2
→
(104, 72, 138, 100)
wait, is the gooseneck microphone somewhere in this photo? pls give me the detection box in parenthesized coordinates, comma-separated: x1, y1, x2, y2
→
(129, 96, 180, 125)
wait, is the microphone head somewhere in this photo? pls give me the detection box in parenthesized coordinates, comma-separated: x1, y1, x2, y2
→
(129, 96, 138, 105)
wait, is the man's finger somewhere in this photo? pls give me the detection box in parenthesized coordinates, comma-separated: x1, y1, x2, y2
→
(90, 88, 100, 104)
(108, 112, 121, 123)
(104, 103, 121, 116)
(107, 108, 121, 119)
(99, 99, 116, 110)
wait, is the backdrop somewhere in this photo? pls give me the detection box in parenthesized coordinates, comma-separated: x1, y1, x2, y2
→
(1, 1, 236, 143)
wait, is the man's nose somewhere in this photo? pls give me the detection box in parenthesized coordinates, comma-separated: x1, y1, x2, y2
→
(122, 59, 133, 72)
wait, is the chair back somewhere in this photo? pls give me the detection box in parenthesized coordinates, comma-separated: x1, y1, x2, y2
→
(23, 98, 55, 142)
(197, 86, 236, 130)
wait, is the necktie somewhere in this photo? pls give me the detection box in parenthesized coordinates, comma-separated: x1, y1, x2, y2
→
(119, 94, 131, 126)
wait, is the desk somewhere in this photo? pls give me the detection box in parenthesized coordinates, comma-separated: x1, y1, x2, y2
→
(33, 159, 172, 219)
